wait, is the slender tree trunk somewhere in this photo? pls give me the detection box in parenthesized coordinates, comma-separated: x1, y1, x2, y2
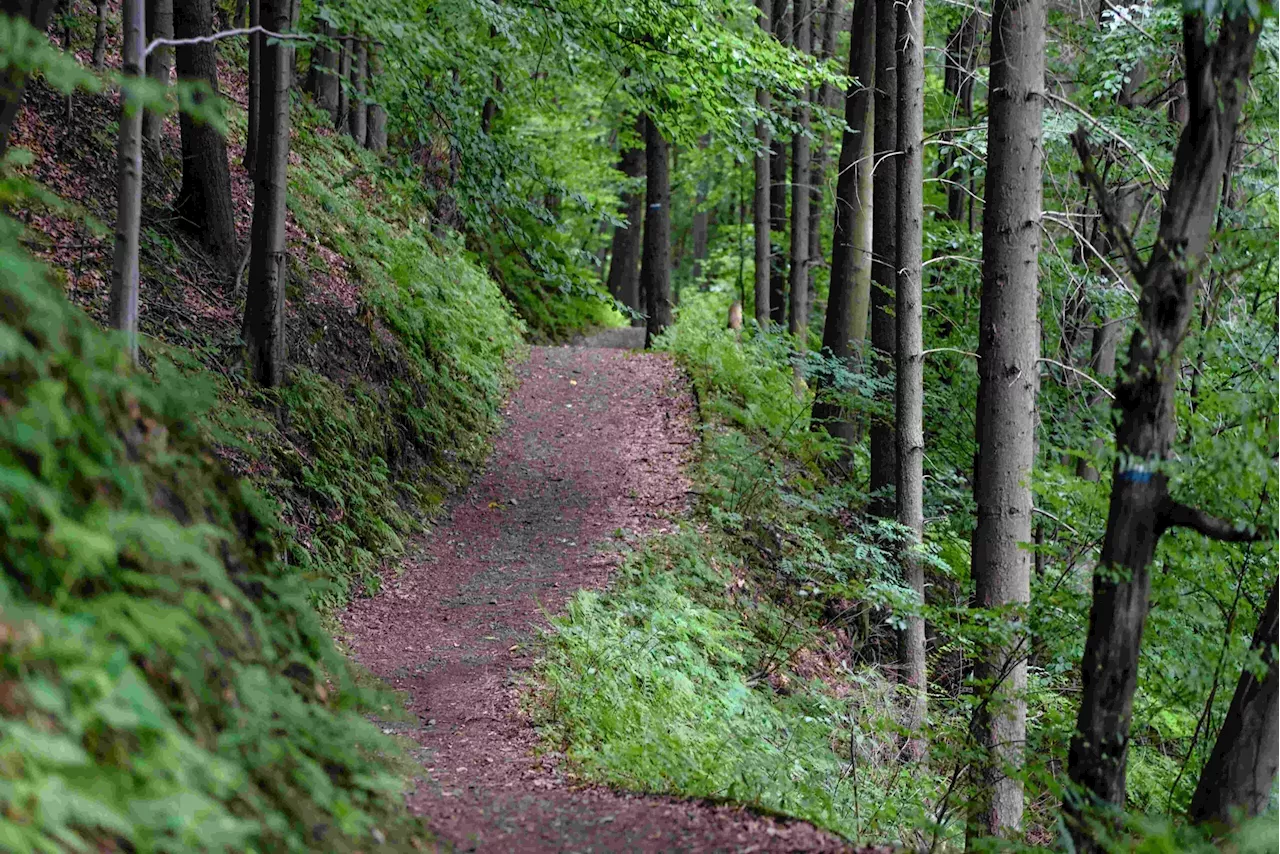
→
(606, 120, 645, 323)
(92, 0, 108, 68)
(807, 0, 839, 310)
(307, 16, 340, 117)
(768, 0, 791, 327)
(868, 0, 898, 517)
(243, 0, 296, 387)
(641, 115, 673, 347)
(347, 36, 367, 143)
(366, 42, 387, 150)
(690, 135, 711, 284)
(813, 0, 874, 443)
(788, 0, 812, 352)
(174, 0, 239, 273)
(752, 0, 772, 324)
(1064, 12, 1263, 851)
(851, 92, 874, 351)
(0, 0, 58, 157)
(1189, 583, 1279, 829)
(245, 0, 260, 172)
(142, 0, 174, 152)
(894, 0, 926, 759)
(334, 35, 351, 130)
(940, 14, 981, 224)
(109, 0, 144, 363)
(967, 0, 1044, 834)
(1076, 318, 1119, 481)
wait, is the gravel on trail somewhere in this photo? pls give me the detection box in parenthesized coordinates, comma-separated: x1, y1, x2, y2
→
(340, 341, 870, 853)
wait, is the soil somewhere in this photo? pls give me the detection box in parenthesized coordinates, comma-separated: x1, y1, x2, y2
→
(340, 339, 871, 853)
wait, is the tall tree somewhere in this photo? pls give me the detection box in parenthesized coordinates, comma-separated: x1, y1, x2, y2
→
(690, 134, 711, 284)
(1063, 8, 1265, 850)
(967, 0, 1044, 835)
(305, 11, 340, 119)
(868, 0, 897, 517)
(812, 0, 874, 444)
(108, 0, 144, 363)
(787, 0, 811, 347)
(641, 115, 673, 347)
(894, 0, 926, 759)
(366, 42, 387, 150)
(243, 0, 297, 386)
(0, 0, 59, 158)
(752, 0, 771, 325)
(142, 0, 174, 152)
(92, 0, 108, 68)
(245, 0, 260, 172)
(939, 13, 981, 225)
(768, 0, 791, 326)
(605, 118, 645, 325)
(807, 0, 839, 315)
(348, 36, 367, 143)
(173, 0, 239, 272)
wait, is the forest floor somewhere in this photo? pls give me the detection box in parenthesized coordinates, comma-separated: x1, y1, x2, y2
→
(340, 338, 860, 852)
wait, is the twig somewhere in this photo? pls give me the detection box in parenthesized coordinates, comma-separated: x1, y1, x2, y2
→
(145, 25, 308, 58)
(1050, 95, 1167, 192)
(1039, 357, 1116, 399)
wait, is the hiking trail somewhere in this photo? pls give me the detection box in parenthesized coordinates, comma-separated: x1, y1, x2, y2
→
(341, 337, 859, 852)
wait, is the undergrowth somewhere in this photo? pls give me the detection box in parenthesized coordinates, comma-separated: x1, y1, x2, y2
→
(0, 223, 433, 852)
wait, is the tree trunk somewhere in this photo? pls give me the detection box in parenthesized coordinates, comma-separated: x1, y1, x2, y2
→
(940, 14, 981, 224)
(768, 0, 791, 327)
(365, 42, 387, 150)
(1189, 583, 1279, 829)
(641, 115, 673, 347)
(868, 0, 897, 518)
(606, 120, 645, 323)
(142, 0, 174, 152)
(1064, 12, 1263, 851)
(788, 0, 811, 350)
(807, 0, 839, 311)
(690, 135, 711, 284)
(894, 0, 926, 760)
(0, 0, 58, 157)
(307, 16, 340, 117)
(245, 0, 260, 172)
(174, 0, 239, 273)
(851, 92, 874, 352)
(967, 0, 1044, 835)
(812, 0, 874, 444)
(243, 0, 296, 387)
(92, 0, 108, 68)
(334, 35, 351, 130)
(348, 37, 367, 143)
(109, 0, 144, 363)
(1076, 318, 1119, 482)
(752, 0, 771, 325)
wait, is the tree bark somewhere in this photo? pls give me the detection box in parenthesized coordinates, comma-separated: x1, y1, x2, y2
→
(109, 0, 144, 363)
(788, 0, 812, 356)
(868, 0, 897, 518)
(641, 115, 673, 347)
(806, 0, 839, 314)
(1189, 583, 1278, 829)
(142, 0, 174, 152)
(812, 0, 874, 444)
(967, 0, 1044, 835)
(245, 0, 260, 172)
(347, 36, 367, 143)
(334, 35, 351, 130)
(851, 92, 873, 351)
(1064, 11, 1264, 851)
(365, 42, 387, 150)
(92, 0, 108, 68)
(768, 0, 791, 327)
(606, 119, 645, 324)
(174, 0, 239, 273)
(0, 0, 58, 158)
(306, 16, 340, 117)
(894, 0, 926, 760)
(752, 0, 772, 324)
(939, 14, 981, 224)
(691, 135, 711, 284)
(243, 0, 296, 387)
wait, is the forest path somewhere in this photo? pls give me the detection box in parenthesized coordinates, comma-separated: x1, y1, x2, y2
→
(340, 340, 853, 852)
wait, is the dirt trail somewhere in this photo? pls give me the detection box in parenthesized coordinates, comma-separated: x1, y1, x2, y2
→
(341, 341, 854, 852)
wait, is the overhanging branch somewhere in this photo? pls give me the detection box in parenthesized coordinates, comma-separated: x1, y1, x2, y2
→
(1162, 500, 1263, 543)
(1068, 126, 1148, 282)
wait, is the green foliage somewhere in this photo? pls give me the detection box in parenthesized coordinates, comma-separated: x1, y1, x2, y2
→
(0, 222, 432, 852)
